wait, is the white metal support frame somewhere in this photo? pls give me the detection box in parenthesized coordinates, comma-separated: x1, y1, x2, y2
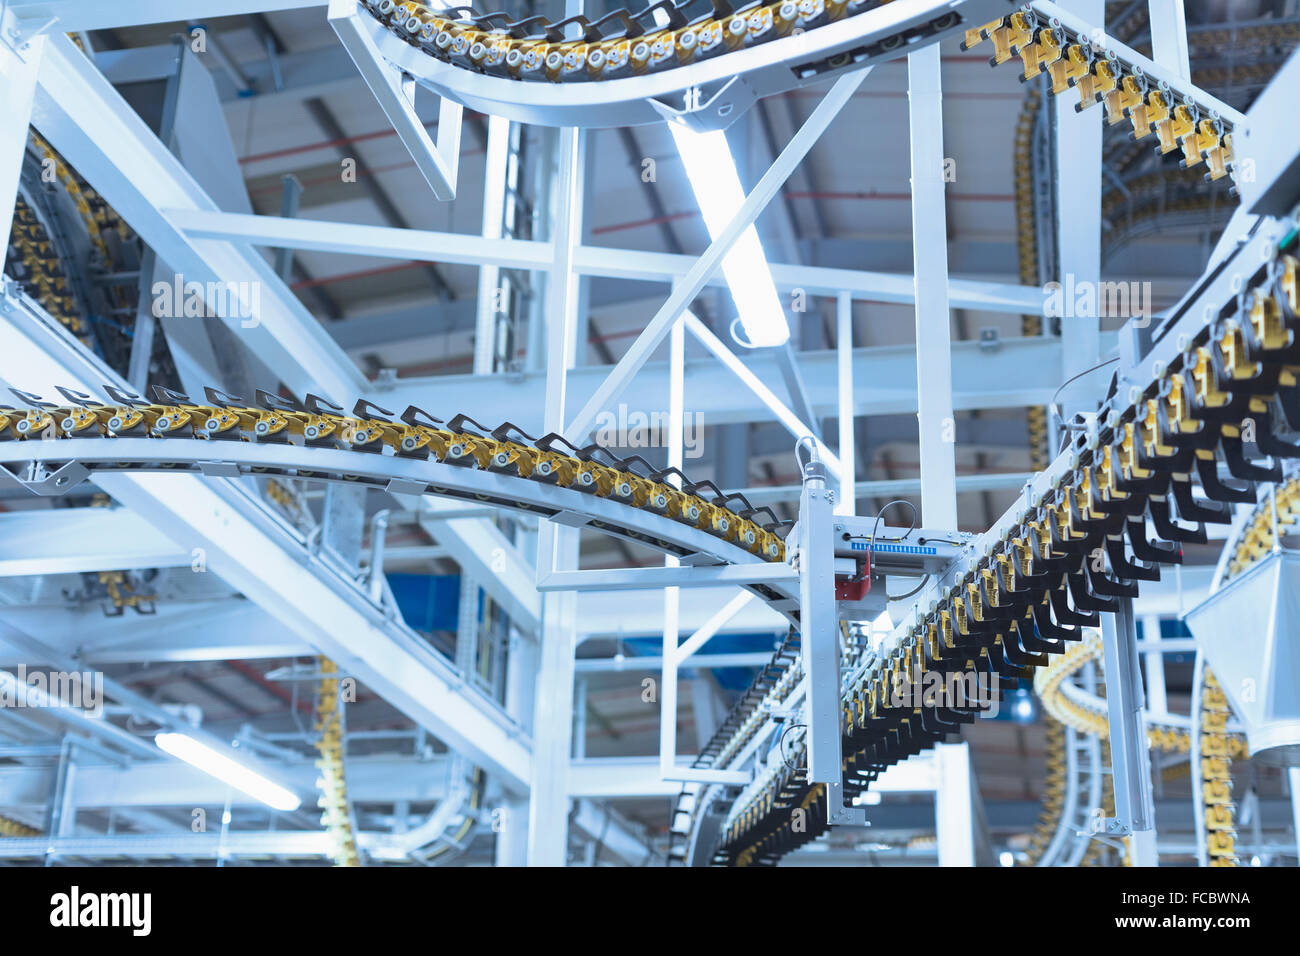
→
(328, 0, 462, 201)
(564, 68, 872, 443)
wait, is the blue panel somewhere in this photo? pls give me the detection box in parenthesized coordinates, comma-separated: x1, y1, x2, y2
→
(386, 574, 462, 632)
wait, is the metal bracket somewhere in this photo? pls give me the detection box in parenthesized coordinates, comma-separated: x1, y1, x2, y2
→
(825, 779, 868, 826)
(197, 460, 242, 478)
(0, 461, 90, 495)
(647, 75, 757, 133)
(328, 0, 462, 201)
(0, 3, 55, 60)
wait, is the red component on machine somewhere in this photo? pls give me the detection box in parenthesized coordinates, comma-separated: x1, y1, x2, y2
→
(834, 554, 871, 601)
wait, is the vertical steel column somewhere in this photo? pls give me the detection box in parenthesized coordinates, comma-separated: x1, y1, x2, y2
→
(907, 43, 957, 531)
(1099, 597, 1156, 839)
(836, 291, 855, 517)
(935, 742, 976, 866)
(909, 45, 969, 852)
(659, 306, 685, 779)
(527, 119, 584, 866)
(496, 624, 536, 867)
(475, 115, 510, 374)
(1055, 0, 1104, 418)
(1147, 0, 1191, 81)
(799, 446, 855, 824)
(0, 29, 44, 261)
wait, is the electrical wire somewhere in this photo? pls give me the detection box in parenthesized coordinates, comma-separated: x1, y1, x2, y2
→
(888, 575, 931, 602)
(779, 722, 806, 773)
(1049, 357, 1119, 422)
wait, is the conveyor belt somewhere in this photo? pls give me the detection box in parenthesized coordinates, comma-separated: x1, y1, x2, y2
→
(705, 226, 1300, 864)
(0, 389, 798, 617)
(353, 0, 1010, 126)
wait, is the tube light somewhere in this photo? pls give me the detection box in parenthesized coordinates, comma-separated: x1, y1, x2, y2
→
(668, 122, 790, 348)
(155, 732, 301, 812)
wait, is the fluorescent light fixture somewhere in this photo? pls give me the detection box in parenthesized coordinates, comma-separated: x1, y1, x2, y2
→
(669, 122, 790, 348)
(155, 732, 301, 812)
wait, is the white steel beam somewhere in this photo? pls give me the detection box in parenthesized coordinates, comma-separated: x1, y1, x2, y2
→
(0, 755, 448, 810)
(528, 123, 584, 867)
(10, 0, 325, 30)
(736, 472, 1035, 507)
(172, 208, 553, 271)
(934, 741, 976, 866)
(538, 564, 795, 593)
(674, 592, 754, 663)
(1054, 0, 1104, 418)
(1147, 0, 1191, 81)
(836, 291, 855, 516)
(475, 115, 511, 374)
(171, 209, 1043, 316)
(574, 245, 1043, 315)
(0, 601, 311, 664)
(396, 335, 1082, 432)
(908, 42, 957, 531)
(0, 590, 789, 666)
(0, 508, 187, 576)
(685, 311, 842, 477)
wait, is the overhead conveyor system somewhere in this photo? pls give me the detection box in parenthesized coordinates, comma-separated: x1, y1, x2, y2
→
(1, 0, 1299, 878)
